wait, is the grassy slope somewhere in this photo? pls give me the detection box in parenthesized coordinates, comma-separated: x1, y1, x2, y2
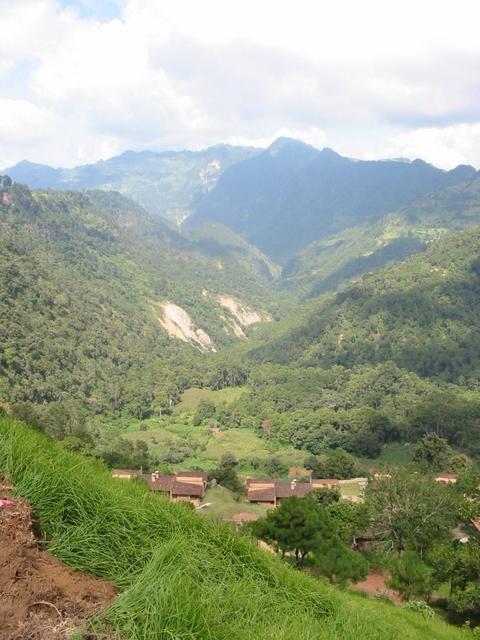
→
(116, 384, 307, 472)
(0, 417, 466, 640)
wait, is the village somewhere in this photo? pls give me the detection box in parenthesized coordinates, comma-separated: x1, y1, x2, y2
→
(111, 466, 464, 524)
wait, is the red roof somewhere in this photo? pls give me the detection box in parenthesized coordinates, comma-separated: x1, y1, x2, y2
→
(472, 519, 480, 533)
(248, 487, 276, 502)
(245, 478, 272, 487)
(275, 481, 313, 498)
(312, 479, 339, 486)
(172, 480, 204, 497)
(146, 475, 175, 492)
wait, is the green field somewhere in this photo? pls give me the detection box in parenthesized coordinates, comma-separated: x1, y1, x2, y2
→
(113, 386, 307, 473)
(199, 485, 269, 520)
(0, 417, 467, 640)
(174, 386, 248, 412)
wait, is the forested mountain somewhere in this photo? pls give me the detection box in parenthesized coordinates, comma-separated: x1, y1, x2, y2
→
(2, 144, 259, 224)
(203, 228, 479, 460)
(252, 228, 480, 383)
(284, 171, 480, 297)
(0, 184, 281, 415)
(190, 137, 476, 261)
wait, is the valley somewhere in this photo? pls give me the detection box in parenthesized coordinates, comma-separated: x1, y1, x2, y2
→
(2, 139, 480, 638)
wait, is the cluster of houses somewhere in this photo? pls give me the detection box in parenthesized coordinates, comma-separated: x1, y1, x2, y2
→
(112, 466, 350, 507)
(112, 469, 208, 506)
(111, 467, 460, 508)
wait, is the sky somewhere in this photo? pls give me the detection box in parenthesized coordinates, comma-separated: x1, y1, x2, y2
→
(1, 0, 480, 169)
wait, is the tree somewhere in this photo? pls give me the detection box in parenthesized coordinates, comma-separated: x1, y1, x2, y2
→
(310, 487, 341, 507)
(366, 469, 459, 555)
(192, 399, 216, 426)
(265, 457, 288, 477)
(413, 433, 452, 471)
(209, 454, 243, 494)
(308, 449, 357, 480)
(251, 497, 335, 566)
(327, 500, 369, 544)
(314, 536, 368, 585)
(387, 551, 436, 601)
(429, 540, 480, 617)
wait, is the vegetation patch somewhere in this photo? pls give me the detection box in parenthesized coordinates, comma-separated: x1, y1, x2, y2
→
(0, 418, 466, 640)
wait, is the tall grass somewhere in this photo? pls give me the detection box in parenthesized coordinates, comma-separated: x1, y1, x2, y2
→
(0, 418, 467, 640)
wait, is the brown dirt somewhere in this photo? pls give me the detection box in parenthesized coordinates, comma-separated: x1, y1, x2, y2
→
(0, 477, 117, 640)
(351, 569, 403, 604)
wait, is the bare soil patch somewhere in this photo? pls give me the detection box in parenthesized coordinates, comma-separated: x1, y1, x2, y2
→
(351, 569, 402, 605)
(0, 476, 116, 640)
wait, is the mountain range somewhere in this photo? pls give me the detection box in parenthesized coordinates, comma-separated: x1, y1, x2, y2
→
(2, 144, 259, 225)
(2, 137, 480, 427)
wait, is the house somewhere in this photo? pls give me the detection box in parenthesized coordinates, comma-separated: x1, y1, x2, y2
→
(111, 469, 141, 480)
(246, 478, 339, 507)
(246, 479, 277, 506)
(435, 473, 458, 484)
(175, 470, 208, 488)
(146, 471, 206, 506)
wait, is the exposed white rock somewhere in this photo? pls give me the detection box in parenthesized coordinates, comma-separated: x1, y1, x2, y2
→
(217, 294, 271, 328)
(152, 302, 216, 353)
(199, 159, 222, 191)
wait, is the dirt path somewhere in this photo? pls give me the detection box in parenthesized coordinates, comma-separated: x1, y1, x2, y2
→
(351, 569, 403, 604)
(0, 476, 116, 640)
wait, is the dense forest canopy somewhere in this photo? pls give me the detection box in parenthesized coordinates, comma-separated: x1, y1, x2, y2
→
(1, 147, 480, 465)
(0, 184, 281, 416)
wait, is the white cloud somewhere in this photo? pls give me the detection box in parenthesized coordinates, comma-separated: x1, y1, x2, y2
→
(378, 124, 480, 169)
(0, 0, 480, 167)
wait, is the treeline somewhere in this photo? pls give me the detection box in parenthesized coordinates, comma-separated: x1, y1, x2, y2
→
(191, 361, 480, 458)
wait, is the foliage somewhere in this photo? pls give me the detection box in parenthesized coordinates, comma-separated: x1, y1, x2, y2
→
(209, 454, 244, 494)
(366, 469, 459, 555)
(0, 417, 465, 640)
(404, 600, 435, 619)
(326, 500, 369, 544)
(430, 540, 480, 617)
(314, 536, 368, 585)
(251, 496, 335, 566)
(0, 186, 280, 417)
(413, 433, 453, 471)
(387, 551, 437, 601)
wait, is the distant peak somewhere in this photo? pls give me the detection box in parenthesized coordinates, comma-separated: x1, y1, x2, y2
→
(318, 147, 341, 158)
(267, 137, 319, 159)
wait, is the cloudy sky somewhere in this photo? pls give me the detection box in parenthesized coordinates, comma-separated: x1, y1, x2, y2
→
(1, 0, 480, 169)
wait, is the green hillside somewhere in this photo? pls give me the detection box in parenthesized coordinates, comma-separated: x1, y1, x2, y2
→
(4, 145, 260, 224)
(254, 228, 480, 382)
(190, 137, 476, 261)
(283, 172, 480, 297)
(0, 185, 282, 416)
(220, 228, 480, 460)
(0, 417, 467, 640)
